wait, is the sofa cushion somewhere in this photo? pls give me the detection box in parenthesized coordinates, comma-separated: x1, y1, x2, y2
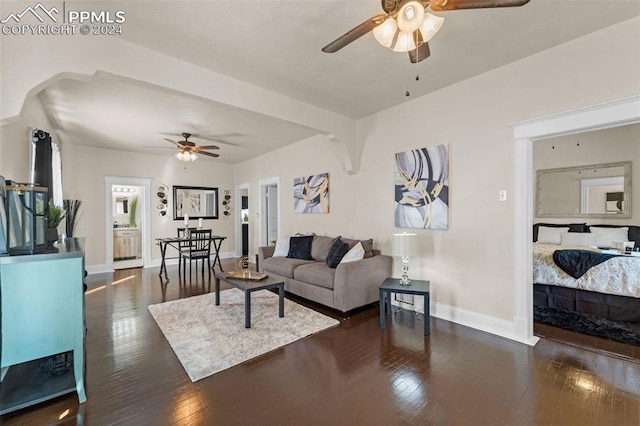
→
(326, 239, 349, 268)
(293, 262, 337, 290)
(312, 235, 340, 262)
(262, 257, 316, 279)
(287, 235, 314, 260)
(341, 238, 374, 258)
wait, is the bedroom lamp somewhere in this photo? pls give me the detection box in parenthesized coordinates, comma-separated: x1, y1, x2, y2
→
(392, 232, 419, 285)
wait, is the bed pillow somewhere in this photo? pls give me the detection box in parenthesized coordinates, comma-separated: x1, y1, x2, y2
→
(287, 235, 314, 260)
(537, 226, 569, 245)
(589, 227, 629, 248)
(273, 238, 290, 257)
(560, 232, 596, 247)
(340, 242, 365, 264)
(326, 239, 349, 268)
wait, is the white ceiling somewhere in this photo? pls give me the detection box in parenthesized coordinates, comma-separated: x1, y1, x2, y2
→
(30, 0, 640, 162)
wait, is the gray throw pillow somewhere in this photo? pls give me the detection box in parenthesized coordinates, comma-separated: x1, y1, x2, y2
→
(312, 235, 340, 262)
(341, 237, 374, 258)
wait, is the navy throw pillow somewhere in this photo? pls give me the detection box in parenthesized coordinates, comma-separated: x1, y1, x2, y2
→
(326, 238, 349, 268)
(287, 235, 314, 260)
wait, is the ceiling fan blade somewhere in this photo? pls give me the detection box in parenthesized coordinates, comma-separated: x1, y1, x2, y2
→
(322, 13, 387, 53)
(198, 145, 220, 150)
(164, 138, 187, 148)
(409, 42, 430, 63)
(430, 0, 530, 11)
(199, 151, 220, 158)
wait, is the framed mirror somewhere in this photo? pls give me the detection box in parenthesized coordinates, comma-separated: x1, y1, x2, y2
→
(536, 161, 631, 218)
(173, 185, 219, 220)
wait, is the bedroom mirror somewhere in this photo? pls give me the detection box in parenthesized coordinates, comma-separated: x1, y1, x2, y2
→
(536, 161, 631, 218)
(173, 185, 219, 220)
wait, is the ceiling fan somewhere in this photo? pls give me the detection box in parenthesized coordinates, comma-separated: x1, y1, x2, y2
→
(164, 132, 220, 162)
(322, 0, 531, 63)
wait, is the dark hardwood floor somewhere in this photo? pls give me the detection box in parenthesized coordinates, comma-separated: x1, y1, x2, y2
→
(2, 261, 640, 425)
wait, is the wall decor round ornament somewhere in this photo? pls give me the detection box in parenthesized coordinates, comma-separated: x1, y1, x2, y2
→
(156, 184, 169, 216)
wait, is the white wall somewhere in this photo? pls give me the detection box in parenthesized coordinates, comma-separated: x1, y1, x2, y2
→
(235, 17, 640, 330)
(61, 144, 236, 267)
(533, 123, 640, 225)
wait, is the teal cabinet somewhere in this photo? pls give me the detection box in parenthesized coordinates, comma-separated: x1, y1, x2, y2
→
(0, 238, 86, 413)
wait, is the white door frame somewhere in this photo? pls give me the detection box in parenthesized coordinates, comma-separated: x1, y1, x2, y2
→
(104, 176, 152, 271)
(235, 182, 250, 257)
(510, 95, 640, 345)
(258, 177, 280, 247)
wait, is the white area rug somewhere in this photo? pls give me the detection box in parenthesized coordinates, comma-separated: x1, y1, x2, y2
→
(148, 288, 339, 382)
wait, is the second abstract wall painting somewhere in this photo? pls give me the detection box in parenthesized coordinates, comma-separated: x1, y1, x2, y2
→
(294, 173, 329, 214)
(394, 144, 449, 229)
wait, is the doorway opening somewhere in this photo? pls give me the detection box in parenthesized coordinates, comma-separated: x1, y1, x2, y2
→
(105, 177, 152, 271)
(511, 95, 640, 346)
(235, 183, 250, 258)
(258, 177, 280, 247)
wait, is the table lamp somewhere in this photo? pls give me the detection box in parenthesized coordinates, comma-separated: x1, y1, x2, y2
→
(392, 232, 419, 285)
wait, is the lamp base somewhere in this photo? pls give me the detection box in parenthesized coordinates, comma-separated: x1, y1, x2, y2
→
(399, 257, 411, 285)
(398, 276, 411, 286)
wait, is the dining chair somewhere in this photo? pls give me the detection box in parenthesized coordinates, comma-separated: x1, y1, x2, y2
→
(182, 229, 212, 282)
(177, 227, 197, 277)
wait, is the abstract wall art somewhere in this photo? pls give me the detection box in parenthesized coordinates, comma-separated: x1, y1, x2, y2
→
(394, 144, 449, 229)
(294, 173, 329, 214)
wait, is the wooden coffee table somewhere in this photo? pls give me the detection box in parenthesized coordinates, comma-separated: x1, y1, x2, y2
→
(214, 272, 285, 328)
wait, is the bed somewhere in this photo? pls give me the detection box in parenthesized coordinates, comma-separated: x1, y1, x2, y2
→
(532, 223, 640, 323)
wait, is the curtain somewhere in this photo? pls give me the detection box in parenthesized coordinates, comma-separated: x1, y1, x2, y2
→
(51, 143, 63, 206)
(31, 129, 63, 207)
(33, 129, 53, 203)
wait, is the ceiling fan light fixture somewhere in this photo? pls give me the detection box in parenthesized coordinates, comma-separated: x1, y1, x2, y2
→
(397, 1, 425, 32)
(418, 13, 444, 43)
(391, 30, 417, 52)
(373, 17, 398, 48)
(175, 150, 198, 162)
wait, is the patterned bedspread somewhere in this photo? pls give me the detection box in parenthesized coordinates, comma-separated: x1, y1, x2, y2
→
(533, 243, 640, 298)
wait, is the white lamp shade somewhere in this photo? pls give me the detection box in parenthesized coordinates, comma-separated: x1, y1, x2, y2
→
(373, 17, 398, 48)
(418, 13, 444, 43)
(397, 1, 425, 32)
(392, 233, 419, 257)
(391, 30, 417, 52)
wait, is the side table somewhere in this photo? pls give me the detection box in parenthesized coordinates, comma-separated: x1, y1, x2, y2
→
(379, 277, 430, 336)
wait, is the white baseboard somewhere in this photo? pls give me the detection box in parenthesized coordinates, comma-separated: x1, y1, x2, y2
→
(392, 296, 537, 346)
(431, 302, 537, 346)
(85, 264, 114, 275)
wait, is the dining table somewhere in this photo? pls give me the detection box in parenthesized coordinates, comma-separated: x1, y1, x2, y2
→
(155, 233, 226, 281)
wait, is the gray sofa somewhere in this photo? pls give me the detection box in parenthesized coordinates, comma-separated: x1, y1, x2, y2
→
(258, 235, 392, 313)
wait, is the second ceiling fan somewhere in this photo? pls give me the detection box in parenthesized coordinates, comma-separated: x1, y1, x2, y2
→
(322, 0, 531, 63)
(164, 132, 220, 162)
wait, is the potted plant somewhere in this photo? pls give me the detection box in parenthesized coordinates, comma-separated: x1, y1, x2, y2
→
(46, 201, 66, 247)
